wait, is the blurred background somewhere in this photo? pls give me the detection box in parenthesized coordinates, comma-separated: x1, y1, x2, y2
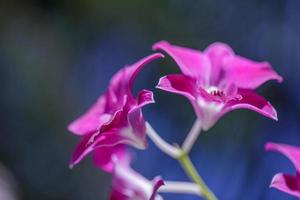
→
(1, 0, 300, 199)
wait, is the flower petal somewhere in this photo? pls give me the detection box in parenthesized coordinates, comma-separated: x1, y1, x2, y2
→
(69, 135, 98, 168)
(150, 177, 165, 200)
(111, 160, 164, 200)
(100, 109, 126, 133)
(265, 142, 300, 171)
(153, 40, 211, 83)
(128, 53, 164, 90)
(136, 89, 155, 107)
(118, 90, 154, 150)
(109, 189, 127, 200)
(270, 173, 300, 198)
(204, 42, 234, 84)
(92, 145, 127, 173)
(127, 106, 145, 135)
(223, 55, 283, 89)
(107, 53, 163, 108)
(156, 74, 197, 101)
(127, 108, 147, 149)
(223, 89, 278, 121)
(68, 96, 107, 136)
(69, 130, 131, 168)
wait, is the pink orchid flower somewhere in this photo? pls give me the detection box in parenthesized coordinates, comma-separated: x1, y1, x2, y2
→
(92, 145, 164, 200)
(153, 41, 283, 130)
(68, 53, 164, 168)
(109, 152, 164, 200)
(265, 142, 300, 198)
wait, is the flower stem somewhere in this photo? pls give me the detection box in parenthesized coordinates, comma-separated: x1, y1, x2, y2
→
(178, 151, 218, 200)
(182, 119, 202, 153)
(159, 181, 202, 196)
(146, 122, 217, 200)
(145, 122, 181, 158)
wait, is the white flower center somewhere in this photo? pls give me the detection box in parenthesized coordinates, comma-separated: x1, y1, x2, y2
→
(206, 86, 225, 97)
(196, 97, 224, 130)
(206, 86, 219, 93)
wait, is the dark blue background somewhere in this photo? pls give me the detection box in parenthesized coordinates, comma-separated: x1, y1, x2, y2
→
(1, 0, 299, 199)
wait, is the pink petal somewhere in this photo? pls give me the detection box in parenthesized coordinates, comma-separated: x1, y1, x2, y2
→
(223, 89, 278, 121)
(136, 89, 155, 107)
(69, 135, 97, 168)
(204, 42, 234, 84)
(122, 90, 155, 149)
(156, 74, 197, 101)
(127, 108, 147, 148)
(150, 177, 165, 200)
(68, 96, 107, 136)
(110, 190, 127, 200)
(265, 142, 300, 171)
(223, 55, 283, 89)
(96, 129, 147, 151)
(110, 161, 164, 200)
(128, 53, 164, 90)
(108, 68, 126, 99)
(92, 145, 127, 173)
(100, 109, 126, 133)
(105, 86, 124, 112)
(69, 131, 129, 168)
(107, 53, 163, 109)
(153, 40, 211, 84)
(270, 173, 300, 198)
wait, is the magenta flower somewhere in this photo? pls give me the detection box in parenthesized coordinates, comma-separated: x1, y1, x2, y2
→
(68, 53, 164, 168)
(92, 145, 164, 200)
(110, 153, 164, 200)
(153, 41, 283, 130)
(265, 142, 300, 198)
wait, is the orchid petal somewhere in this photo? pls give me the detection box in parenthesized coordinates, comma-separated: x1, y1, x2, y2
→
(223, 55, 283, 89)
(109, 68, 127, 100)
(92, 145, 127, 173)
(105, 86, 124, 112)
(224, 89, 278, 121)
(110, 190, 127, 200)
(127, 108, 147, 149)
(69, 135, 97, 168)
(111, 160, 164, 200)
(70, 130, 139, 168)
(265, 143, 300, 198)
(150, 177, 165, 200)
(270, 173, 300, 198)
(136, 89, 155, 107)
(128, 53, 164, 90)
(68, 96, 107, 136)
(153, 41, 211, 83)
(156, 74, 197, 101)
(122, 89, 154, 140)
(100, 109, 126, 133)
(265, 142, 300, 171)
(204, 42, 234, 84)
(69, 132, 123, 168)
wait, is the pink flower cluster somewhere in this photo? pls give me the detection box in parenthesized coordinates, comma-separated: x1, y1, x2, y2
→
(67, 41, 298, 199)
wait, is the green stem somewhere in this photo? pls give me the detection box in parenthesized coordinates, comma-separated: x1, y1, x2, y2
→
(178, 151, 218, 200)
